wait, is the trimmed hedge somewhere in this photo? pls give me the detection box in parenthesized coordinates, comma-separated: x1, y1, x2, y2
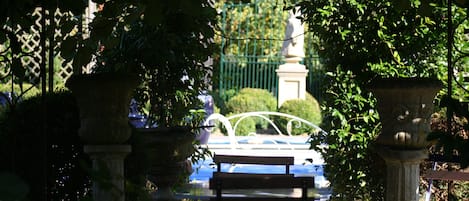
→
(225, 88, 277, 134)
(225, 88, 277, 113)
(228, 114, 257, 136)
(275, 93, 322, 135)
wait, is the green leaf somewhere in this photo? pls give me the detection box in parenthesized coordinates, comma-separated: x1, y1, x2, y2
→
(72, 45, 94, 71)
(392, 50, 401, 63)
(144, 1, 165, 25)
(60, 19, 78, 36)
(60, 37, 77, 61)
(89, 17, 116, 42)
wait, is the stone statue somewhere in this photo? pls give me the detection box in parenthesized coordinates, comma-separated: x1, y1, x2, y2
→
(281, 9, 305, 61)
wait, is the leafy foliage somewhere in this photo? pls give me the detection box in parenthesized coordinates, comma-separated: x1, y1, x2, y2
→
(225, 88, 277, 113)
(63, 0, 217, 128)
(309, 68, 384, 200)
(214, 0, 289, 57)
(447, 6, 469, 102)
(275, 93, 322, 135)
(227, 115, 257, 136)
(296, 0, 446, 79)
(225, 88, 277, 131)
(294, 0, 449, 199)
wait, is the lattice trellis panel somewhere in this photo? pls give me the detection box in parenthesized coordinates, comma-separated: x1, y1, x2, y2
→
(1, 7, 91, 87)
(17, 8, 43, 84)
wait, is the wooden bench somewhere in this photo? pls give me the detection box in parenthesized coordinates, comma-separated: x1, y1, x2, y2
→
(209, 154, 315, 201)
(422, 154, 469, 200)
(424, 154, 469, 181)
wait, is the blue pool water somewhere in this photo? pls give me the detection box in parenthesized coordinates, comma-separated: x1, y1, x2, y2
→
(189, 135, 330, 189)
(189, 159, 328, 188)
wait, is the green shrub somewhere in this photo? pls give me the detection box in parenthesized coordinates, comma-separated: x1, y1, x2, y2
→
(229, 114, 257, 136)
(226, 88, 277, 113)
(275, 93, 322, 135)
(310, 68, 384, 200)
(225, 88, 277, 130)
(216, 113, 257, 137)
(0, 90, 90, 200)
(238, 88, 277, 110)
(210, 89, 237, 115)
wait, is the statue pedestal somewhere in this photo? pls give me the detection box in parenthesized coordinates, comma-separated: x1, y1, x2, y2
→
(84, 145, 131, 201)
(276, 62, 308, 107)
(377, 147, 427, 201)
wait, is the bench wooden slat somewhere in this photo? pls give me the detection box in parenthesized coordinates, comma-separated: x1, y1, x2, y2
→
(210, 175, 314, 189)
(209, 197, 316, 201)
(424, 170, 469, 181)
(213, 172, 295, 178)
(209, 154, 315, 201)
(214, 154, 294, 165)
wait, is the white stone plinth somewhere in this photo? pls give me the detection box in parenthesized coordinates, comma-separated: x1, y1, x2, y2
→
(276, 62, 308, 107)
(377, 147, 427, 201)
(84, 145, 131, 201)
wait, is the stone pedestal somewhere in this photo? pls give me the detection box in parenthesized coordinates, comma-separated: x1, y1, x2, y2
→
(276, 62, 308, 107)
(84, 145, 131, 201)
(377, 147, 427, 201)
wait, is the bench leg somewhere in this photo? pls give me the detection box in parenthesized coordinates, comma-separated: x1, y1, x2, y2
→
(216, 181, 222, 201)
(302, 180, 308, 201)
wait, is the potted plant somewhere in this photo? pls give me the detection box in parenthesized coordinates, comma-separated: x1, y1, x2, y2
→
(61, 0, 143, 145)
(296, 0, 446, 147)
(123, 1, 216, 198)
(59, 2, 145, 201)
(69, 1, 216, 200)
(296, 1, 446, 200)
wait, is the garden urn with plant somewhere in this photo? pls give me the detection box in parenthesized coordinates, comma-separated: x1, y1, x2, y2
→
(297, 0, 447, 200)
(75, 0, 217, 200)
(62, 1, 142, 200)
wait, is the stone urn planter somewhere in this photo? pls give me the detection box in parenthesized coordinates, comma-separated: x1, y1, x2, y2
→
(134, 126, 195, 200)
(66, 73, 139, 144)
(368, 77, 442, 201)
(66, 73, 139, 201)
(369, 77, 443, 149)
